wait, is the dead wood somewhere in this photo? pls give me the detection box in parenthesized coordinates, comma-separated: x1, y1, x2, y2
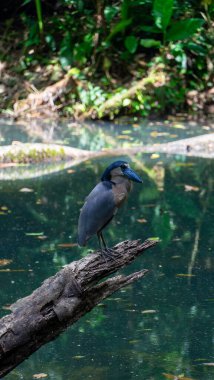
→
(0, 238, 157, 378)
(13, 73, 77, 118)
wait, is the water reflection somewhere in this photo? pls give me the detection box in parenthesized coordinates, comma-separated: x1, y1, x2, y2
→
(0, 141, 213, 379)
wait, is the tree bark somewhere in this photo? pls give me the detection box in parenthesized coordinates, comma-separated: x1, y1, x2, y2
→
(0, 238, 157, 378)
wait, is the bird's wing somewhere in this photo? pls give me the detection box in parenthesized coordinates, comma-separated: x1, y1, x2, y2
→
(78, 181, 116, 246)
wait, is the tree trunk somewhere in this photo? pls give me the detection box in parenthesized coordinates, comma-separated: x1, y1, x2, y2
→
(0, 238, 157, 378)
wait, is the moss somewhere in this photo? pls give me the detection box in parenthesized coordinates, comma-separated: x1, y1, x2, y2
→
(1, 146, 67, 164)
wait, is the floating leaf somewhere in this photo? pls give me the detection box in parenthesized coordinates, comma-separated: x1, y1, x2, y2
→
(150, 131, 169, 137)
(37, 235, 48, 240)
(25, 232, 44, 236)
(137, 218, 147, 223)
(142, 309, 157, 314)
(150, 153, 160, 159)
(122, 130, 132, 134)
(72, 355, 85, 360)
(58, 243, 78, 248)
(184, 185, 200, 192)
(172, 123, 186, 129)
(176, 274, 196, 277)
(117, 135, 133, 140)
(0, 269, 27, 272)
(202, 363, 214, 366)
(0, 259, 12, 267)
(1, 206, 8, 211)
(19, 188, 34, 193)
(67, 169, 76, 174)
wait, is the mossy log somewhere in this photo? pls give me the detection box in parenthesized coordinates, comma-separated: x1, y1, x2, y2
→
(0, 143, 92, 164)
(82, 68, 166, 119)
(0, 238, 157, 377)
(1, 132, 214, 167)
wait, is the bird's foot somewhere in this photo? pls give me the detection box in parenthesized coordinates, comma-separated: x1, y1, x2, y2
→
(100, 247, 121, 263)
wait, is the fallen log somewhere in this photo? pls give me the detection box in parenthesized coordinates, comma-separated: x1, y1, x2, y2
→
(1, 133, 214, 166)
(0, 133, 214, 180)
(82, 68, 166, 119)
(0, 238, 157, 378)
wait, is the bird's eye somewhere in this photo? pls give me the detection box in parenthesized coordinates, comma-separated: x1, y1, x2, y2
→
(121, 164, 126, 169)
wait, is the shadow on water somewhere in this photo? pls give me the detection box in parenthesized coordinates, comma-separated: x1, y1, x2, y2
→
(0, 119, 213, 380)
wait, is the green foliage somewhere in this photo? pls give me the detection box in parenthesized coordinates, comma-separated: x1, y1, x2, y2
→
(153, 0, 174, 31)
(166, 18, 204, 41)
(34, 0, 43, 35)
(2, 0, 213, 117)
(125, 35, 138, 53)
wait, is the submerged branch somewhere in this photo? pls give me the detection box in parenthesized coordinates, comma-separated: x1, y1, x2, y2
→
(0, 238, 157, 377)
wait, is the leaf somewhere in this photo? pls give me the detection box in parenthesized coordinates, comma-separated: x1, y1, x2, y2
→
(153, 0, 174, 30)
(184, 185, 200, 192)
(125, 35, 138, 53)
(140, 39, 161, 48)
(142, 309, 157, 314)
(58, 243, 78, 248)
(67, 169, 76, 174)
(107, 18, 132, 41)
(137, 218, 147, 223)
(0, 259, 12, 267)
(25, 232, 44, 236)
(187, 42, 207, 55)
(202, 363, 214, 366)
(176, 274, 196, 277)
(150, 153, 160, 159)
(166, 18, 204, 41)
(19, 187, 34, 192)
(72, 355, 85, 359)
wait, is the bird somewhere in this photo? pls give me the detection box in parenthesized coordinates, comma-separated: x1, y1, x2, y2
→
(77, 160, 143, 259)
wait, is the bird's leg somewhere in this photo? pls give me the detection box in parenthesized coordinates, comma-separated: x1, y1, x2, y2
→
(99, 232, 119, 261)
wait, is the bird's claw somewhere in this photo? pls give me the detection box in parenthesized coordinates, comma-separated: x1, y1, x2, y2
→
(100, 247, 121, 263)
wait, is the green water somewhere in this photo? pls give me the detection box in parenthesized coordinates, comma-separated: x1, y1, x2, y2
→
(0, 120, 213, 380)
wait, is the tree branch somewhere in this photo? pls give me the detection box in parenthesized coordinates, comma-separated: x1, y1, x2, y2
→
(0, 238, 157, 377)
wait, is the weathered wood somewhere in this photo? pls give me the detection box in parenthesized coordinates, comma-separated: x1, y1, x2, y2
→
(0, 238, 157, 378)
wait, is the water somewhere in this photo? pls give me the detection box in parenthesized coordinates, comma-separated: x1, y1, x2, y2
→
(0, 119, 213, 380)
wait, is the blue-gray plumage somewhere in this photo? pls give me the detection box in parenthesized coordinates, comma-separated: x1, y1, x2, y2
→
(78, 161, 142, 257)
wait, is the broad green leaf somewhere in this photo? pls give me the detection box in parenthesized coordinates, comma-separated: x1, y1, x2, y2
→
(125, 35, 138, 53)
(186, 41, 207, 55)
(104, 6, 118, 22)
(106, 19, 132, 41)
(153, 0, 174, 31)
(166, 18, 204, 41)
(140, 39, 161, 48)
(140, 25, 162, 34)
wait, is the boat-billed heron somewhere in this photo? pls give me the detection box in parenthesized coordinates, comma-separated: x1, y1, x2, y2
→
(78, 161, 142, 258)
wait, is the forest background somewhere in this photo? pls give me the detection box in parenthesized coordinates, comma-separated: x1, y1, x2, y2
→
(0, 0, 213, 120)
